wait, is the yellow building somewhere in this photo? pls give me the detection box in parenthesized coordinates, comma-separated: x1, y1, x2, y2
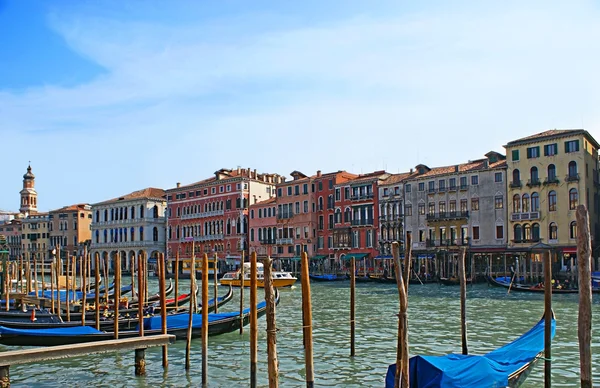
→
(49, 204, 93, 258)
(21, 213, 51, 261)
(504, 129, 600, 268)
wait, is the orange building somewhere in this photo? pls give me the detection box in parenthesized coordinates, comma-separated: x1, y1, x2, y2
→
(48, 204, 93, 258)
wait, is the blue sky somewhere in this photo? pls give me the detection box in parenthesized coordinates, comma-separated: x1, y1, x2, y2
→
(1, 0, 600, 211)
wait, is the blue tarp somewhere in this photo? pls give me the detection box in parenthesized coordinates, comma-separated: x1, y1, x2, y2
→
(28, 284, 131, 303)
(385, 315, 556, 388)
(142, 300, 267, 330)
(0, 325, 103, 337)
(310, 274, 342, 281)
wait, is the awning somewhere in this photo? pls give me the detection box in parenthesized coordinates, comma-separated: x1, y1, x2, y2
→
(562, 247, 577, 254)
(311, 255, 327, 260)
(341, 253, 368, 260)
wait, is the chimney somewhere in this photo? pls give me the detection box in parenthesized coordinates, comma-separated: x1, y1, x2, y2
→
(237, 166, 241, 174)
(454, 165, 459, 172)
(317, 170, 322, 177)
(254, 169, 257, 179)
(176, 182, 181, 188)
(409, 168, 413, 174)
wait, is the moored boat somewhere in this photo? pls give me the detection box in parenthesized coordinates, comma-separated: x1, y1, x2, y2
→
(309, 273, 348, 282)
(439, 277, 472, 286)
(220, 262, 296, 288)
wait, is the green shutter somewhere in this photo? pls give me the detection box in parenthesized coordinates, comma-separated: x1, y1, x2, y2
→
(512, 149, 519, 161)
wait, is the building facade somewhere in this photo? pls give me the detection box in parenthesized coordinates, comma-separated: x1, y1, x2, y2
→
(48, 204, 93, 258)
(377, 173, 410, 257)
(21, 213, 50, 262)
(248, 197, 277, 258)
(0, 219, 22, 260)
(403, 152, 508, 258)
(166, 168, 282, 271)
(19, 165, 38, 216)
(504, 129, 600, 267)
(91, 188, 166, 270)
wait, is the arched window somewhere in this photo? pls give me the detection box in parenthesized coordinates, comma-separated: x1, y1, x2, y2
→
(548, 191, 557, 211)
(512, 169, 521, 185)
(130, 206, 135, 219)
(523, 224, 531, 241)
(119, 208, 123, 220)
(139, 226, 144, 241)
(236, 218, 241, 233)
(140, 205, 144, 218)
(531, 192, 539, 212)
(267, 228, 273, 241)
(95, 211, 100, 223)
(153, 227, 158, 242)
(226, 219, 231, 235)
(530, 166, 538, 183)
(522, 194, 530, 212)
(250, 228, 255, 242)
(110, 209, 114, 221)
(258, 228, 263, 241)
(153, 205, 159, 218)
(514, 224, 522, 242)
(318, 197, 323, 210)
(104, 209, 108, 222)
(344, 207, 351, 223)
(549, 223, 558, 240)
(570, 221, 577, 239)
(95, 230, 99, 244)
(335, 208, 342, 223)
(547, 164, 556, 181)
(532, 223, 540, 241)
(569, 188, 578, 210)
(512, 194, 521, 213)
(568, 161, 578, 178)
(130, 227, 134, 241)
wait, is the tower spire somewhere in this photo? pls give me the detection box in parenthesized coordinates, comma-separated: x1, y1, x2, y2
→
(20, 164, 38, 215)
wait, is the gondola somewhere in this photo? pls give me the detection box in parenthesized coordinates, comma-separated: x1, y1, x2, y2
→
(385, 311, 556, 387)
(439, 277, 472, 286)
(367, 274, 396, 284)
(0, 285, 235, 330)
(129, 279, 174, 306)
(486, 276, 584, 294)
(0, 289, 279, 346)
(309, 274, 348, 282)
(28, 282, 117, 303)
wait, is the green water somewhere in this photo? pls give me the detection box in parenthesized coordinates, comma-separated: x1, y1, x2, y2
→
(3, 279, 599, 387)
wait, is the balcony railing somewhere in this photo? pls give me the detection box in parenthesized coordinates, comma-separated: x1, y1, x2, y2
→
(92, 241, 159, 248)
(351, 219, 374, 226)
(427, 188, 436, 193)
(276, 238, 294, 245)
(526, 179, 541, 187)
(181, 210, 223, 219)
(509, 181, 522, 188)
(543, 177, 559, 185)
(565, 173, 580, 182)
(426, 211, 469, 221)
(179, 234, 224, 242)
(276, 211, 294, 220)
(511, 212, 540, 221)
(379, 215, 403, 223)
(426, 238, 470, 247)
(512, 238, 541, 244)
(259, 239, 276, 245)
(350, 193, 374, 201)
(95, 217, 166, 226)
(448, 186, 457, 192)
(438, 187, 447, 192)
(459, 184, 469, 191)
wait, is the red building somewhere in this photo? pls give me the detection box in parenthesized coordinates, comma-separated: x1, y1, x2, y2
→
(166, 168, 283, 272)
(330, 171, 391, 270)
(248, 197, 277, 258)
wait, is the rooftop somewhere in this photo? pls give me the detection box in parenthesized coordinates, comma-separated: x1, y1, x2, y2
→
(505, 129, 600, 148)
(93, 187, 166, 206)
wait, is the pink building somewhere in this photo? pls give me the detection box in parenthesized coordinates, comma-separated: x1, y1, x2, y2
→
(248, 197, 277, 258)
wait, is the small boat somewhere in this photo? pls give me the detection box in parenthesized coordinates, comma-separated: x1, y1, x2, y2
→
(0, 289, 279, 346)
(367, 274, 396, 284)
(309, 274, 348, 282)
(220, 262, 296, 288)
(439, 277, 472, 286)
(486, 276, 583, 294)
(129, 279, 174, 306)
(385, 312, 556, 387)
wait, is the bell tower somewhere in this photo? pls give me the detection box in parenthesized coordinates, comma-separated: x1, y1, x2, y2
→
(19, 164, 38, 215)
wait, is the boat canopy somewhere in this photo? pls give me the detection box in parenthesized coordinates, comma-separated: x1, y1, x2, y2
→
(386, 315, 556, 387)
(242, 262, 264, 271)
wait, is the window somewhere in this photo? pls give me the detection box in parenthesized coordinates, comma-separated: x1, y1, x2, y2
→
(449, 200, 456, 213)
(569, 188, 578, 209)
(318, 182, 323, 191)
(438, 180, 446, 190)
(471, 175, 478, 185)
(294, 185, 299, 195)
(335, 188, 341, 201)
(495, 172, 502, 182)
(418, 203, 425, 215)
(547, 164, 556, 181)
(250, 210, 254, 219)
(523, 224, 532, 240)
(531, 192, 539, 211)
(568, 161, 578, 178)
(471, 198, 479, 211)
(472, 226, 480, 240)
(532, 223, 540, 241)
(328, 214, 334, 229)
(522, 194, 530, 212)
(495, 196, 503, 209)
(366, 230, 373, 247)
(512, 169, 520, 185)
(344, 207, 351, 222)
(527, 146, 540, 159)
(277, 188, 282, 197)
(418, 230, 425, 242)
(428, 181, 435, 193)
(460, 176, 467, 188)
(512, 149, 519, 161)
(303, 184, 308, 194)
(548, 191, 557, 211)
(428, 202, 435, 215)
(512, 194, 521, 213)
(295, 202, 301, 214)
(303, 201, 309, 213)
(549, 223, 558, 240)
(405, 205, 412, 216)
(418, 182, 425, 192)
(530, 167, 538, 183)
(565, 140, 579, 153)
(439, 202, 446, 214)
(383, 188, 389, 196)
(513, 224, 522, 241)
(405, 184, 411, 193)
(544, 143, 558, 156)
(449, 178, 456, 189)
(570, 221, 577, 239)
(287, 187, 292, 196)
(258, 209, 262, 218)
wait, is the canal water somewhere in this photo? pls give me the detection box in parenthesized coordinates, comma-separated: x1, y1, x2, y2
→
(4, 278, 599, 387)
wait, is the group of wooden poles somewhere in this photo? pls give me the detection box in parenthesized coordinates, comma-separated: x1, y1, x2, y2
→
(388, 204, 594, 388)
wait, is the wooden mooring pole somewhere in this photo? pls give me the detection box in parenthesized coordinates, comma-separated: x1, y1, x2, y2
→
(174, 252, 179, 311)
(94, 253, 100, 331)
(202, 253, 209, 387)
(300, 251, 314, 388)
(250, 252, 258, 388)
(350, 256, 356, 357)
(66, 254, 71, 322)
(81, 252, 87, 327)
(239, 250, 245, 335)
(576, 205, 593, 388)
(159, 253, 168, 369)
(264, 256, 279, 388)
(213, 253, 219, 313)
(56, 254, 61, 322)
(114, 252, 121, 339)
(185, 243, 196, 371)
(458, 247, 468, 355)
(136, 252, 145, 376)
(393, 238, 409, 388)
(544, 250, 552, 388)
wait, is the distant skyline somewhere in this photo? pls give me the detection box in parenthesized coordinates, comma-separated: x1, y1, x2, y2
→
(1, 0, 599, 212)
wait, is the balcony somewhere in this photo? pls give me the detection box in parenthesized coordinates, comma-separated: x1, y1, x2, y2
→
(259, 239, 276, 245)
(92, 241, 159, 249)
(511, 211, 540, 221)
(350, 193, 374, 201)
(526, 179, 541, 187)
(379, 215, 402, 223)
(565, 173, 580, 182)
(179, 234, 224, 242)
(512, 238, 540, 244)
(459, 184, 469, 191)
(509, 181, 522, 189)
(351, 219, 374, 226)
(95, 217, 167, 226)
(543, 177, 559, 186)
(426, 211, 469, 221)
(448, 186, 458, 192)
(181, 210, 223, 219)
(427, 188, 436, 194)
(276, 211, 294, 220)
(276, 238, 294, 245)
(426, 238, 470, 247)
(438, 187, 447, 193)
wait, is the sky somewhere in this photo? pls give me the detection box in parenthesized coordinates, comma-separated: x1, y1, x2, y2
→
(1, 0, 600, 212)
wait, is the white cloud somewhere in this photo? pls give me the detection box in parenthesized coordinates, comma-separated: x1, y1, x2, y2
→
(1, 0, 600, 210)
